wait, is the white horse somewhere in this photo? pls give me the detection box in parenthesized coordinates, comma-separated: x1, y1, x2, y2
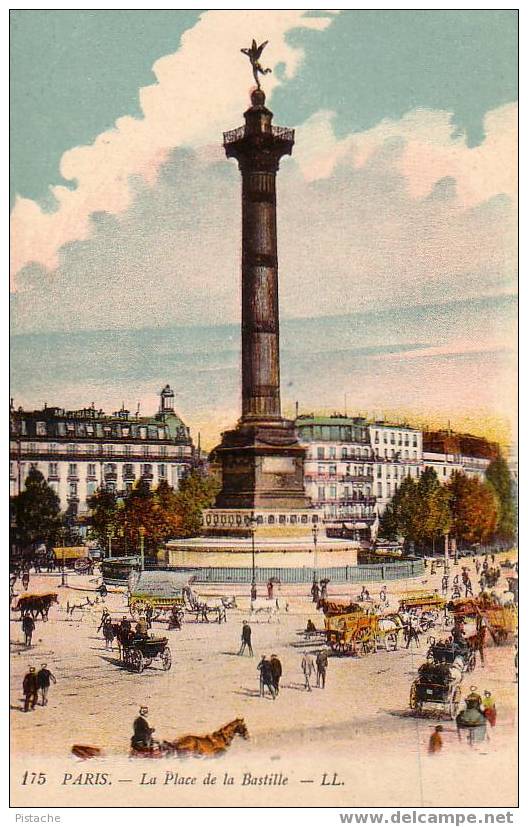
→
(376, 615, 404, 651)
(250, 597, 282, 623)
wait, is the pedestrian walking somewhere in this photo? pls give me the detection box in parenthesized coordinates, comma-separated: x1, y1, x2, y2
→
(311, 581, 320, 603)
(428, 725, 443, 754)
(98, 582, 108, 600)
(465, 578, 473, 597)
(22, 667, 39, 712)
(320, 580, 328, 600)
(267, 580, 274, 600)
(36, 663, 56, 706)
(441, 575, 449, 597)
(270, 654, 282, 695)
(405, 616, 420, 649)
(316, 650, 328, 688)
(301, 653, 316, 692)
(257, 655, 276, 699)
(22, 614, 36, 647)
(238, 621, 253, 656)
(379, 587, 387, 605)
(22, 570, 30, 591)
(482, 690, 497, 728)
(145, 604, 153, 629)
(250, 583, 257, 602)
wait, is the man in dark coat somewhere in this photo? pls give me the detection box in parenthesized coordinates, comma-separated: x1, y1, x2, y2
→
(257, 655, 276, 699)
(145, 604, 154, 629)
(36, 663, 56, 706)
(22, 614, 35, 647)
(131, 706, 155, 750)
(270, 654, 282, 695)
(238, 621, 253, 656)
(23, 667, 39, 712)
(316, 650, 329, 688)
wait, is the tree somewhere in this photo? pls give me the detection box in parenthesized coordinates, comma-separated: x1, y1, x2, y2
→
(447, 471, 499, 546)
(173, 470, 220, 537)
(86, 488, 118, 550)
(486, 455, 517, 542)
(11, 467, 63, 549)
(378, 475, 420, 549)
(415, 468, 451, 552)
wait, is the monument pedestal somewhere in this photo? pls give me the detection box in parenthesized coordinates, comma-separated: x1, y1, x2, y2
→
(214, 417, 310, 510)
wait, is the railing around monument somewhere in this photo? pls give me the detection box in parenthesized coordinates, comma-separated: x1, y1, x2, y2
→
(165, 559, 425, 584)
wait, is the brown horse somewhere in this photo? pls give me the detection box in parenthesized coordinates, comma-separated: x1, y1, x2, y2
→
(131, 718, 249, 758)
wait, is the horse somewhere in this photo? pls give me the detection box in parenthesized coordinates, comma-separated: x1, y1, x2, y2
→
(376, 615, 403, 651)
(102, 621, 121, 650)
(14, 592, 58, 621)
(250, 598, 281, 623)
(183, 586, 226, 624)
(132, 719, 249, 758)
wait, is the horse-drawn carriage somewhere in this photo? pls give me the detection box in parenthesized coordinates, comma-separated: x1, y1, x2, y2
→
(481, 604, 517, 645)
(409, 662, 462, 719)
(426, 636, 477, 673)
(398, 590, 446, 631)
(128, 570, 198, 625)
(122, 635, 172, 673)
(322, 604, 403, 655)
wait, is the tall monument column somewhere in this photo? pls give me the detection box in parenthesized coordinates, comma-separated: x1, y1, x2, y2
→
(213, 50, 310, 511)
(226, 87, 292, 421)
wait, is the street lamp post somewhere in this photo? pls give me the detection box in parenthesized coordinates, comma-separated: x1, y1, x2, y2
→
(312, 523, 319, 584)
(107, 527, 115, 560)
(60, 528, 67, 587)
(139, 526, 146, 572)
(249, 514, 257, 601)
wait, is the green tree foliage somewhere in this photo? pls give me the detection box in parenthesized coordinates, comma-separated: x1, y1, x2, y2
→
(378, 475, 420, 548)
(11, 467, 63, 548)
(485, 455, 517, 542)
(447, 471, 499, 545)
(415, 467, 452, 549)
(86, 488, 118, 549)
(173, 470, 220, 537)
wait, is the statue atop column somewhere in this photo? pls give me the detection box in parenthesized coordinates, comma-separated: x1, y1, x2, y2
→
(240, 39, 272, 89)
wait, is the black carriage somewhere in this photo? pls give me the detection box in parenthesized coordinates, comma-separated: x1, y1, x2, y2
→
(122, 635, 172, 673)
(409, 663, 462, 720)
(426, 638, 476, 673)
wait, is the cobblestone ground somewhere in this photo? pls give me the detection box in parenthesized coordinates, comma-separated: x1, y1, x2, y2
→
(10, 552, 517, 807)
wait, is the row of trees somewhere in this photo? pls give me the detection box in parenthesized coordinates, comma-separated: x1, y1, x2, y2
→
(87, 471, 219, 554)
(10, 466, 220, 555)
(379, 456, 516, 551)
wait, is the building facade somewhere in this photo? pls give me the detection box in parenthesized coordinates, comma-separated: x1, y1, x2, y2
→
(295, 416, 494, 539)
(9, 385, 195, 516)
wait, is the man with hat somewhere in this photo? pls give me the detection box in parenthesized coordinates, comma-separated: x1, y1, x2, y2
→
(22, 666, 39, 712)
(270, 654, 282, 695)
(465, 686, 483, 709)
(36, 663, 56, 706)
(131, 706, 155, 751)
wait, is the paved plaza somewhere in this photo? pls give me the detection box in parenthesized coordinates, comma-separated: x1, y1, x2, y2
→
(10, 553, 517, 807)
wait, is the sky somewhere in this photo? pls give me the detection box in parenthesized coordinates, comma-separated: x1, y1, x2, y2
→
(10, 10, 518, 447)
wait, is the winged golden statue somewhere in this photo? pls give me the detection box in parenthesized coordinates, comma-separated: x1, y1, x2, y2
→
(241, 39, 272, 89)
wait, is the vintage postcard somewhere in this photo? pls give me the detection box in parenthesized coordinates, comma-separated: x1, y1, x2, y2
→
(9, 9, 518, 812)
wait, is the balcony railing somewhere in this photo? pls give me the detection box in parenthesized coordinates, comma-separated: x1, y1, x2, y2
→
(223, 124, 295, 146)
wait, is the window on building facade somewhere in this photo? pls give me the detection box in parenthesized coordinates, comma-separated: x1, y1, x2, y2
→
(68, 463, 77, 477)
(377, 465, 382, 478)
(87, 481, 97, 496)
(158, 464, 167, 478)
(329, 447, 336, 459)
(178, 447, 184, 458)
(49, 443, 58, 453)
(36, 422, 46, 436)
(329, 485, 337, 499)
(443, 466, 447, 476)
(413, 450, 417, 459)
(141, 464, 152, 476)
(404, 450, 409, 459)
(377, 482, 382, 497)
(142, 445, 150, 457)
(413, 435, 418, 447)
(86, 424, 94, 436)
(48, 463, 58, 477)
(66, 423, 75, 433)
(318, 486, 325, 500)
(317, 447, 325, 460)
(139, 427, 147, 439)
(268, 515, 275, 524)
(124, 445, 131, 456)
(344, 486, 350, 499)
(374, 431, 379, 444)
(390, 433, 395, 444)
(87, 464, 97, 477)
(383, 433, 388, 443)
(160, 445, 167, 457)
(123, 464, 134, 478)
(29, 443, 37, 454)
(69, 482, 77, 496)
(329, 464, 337, 476)
(341, 447, 348, 459)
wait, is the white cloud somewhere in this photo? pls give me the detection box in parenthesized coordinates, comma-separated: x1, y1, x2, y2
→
(10, 9, 336, 282)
